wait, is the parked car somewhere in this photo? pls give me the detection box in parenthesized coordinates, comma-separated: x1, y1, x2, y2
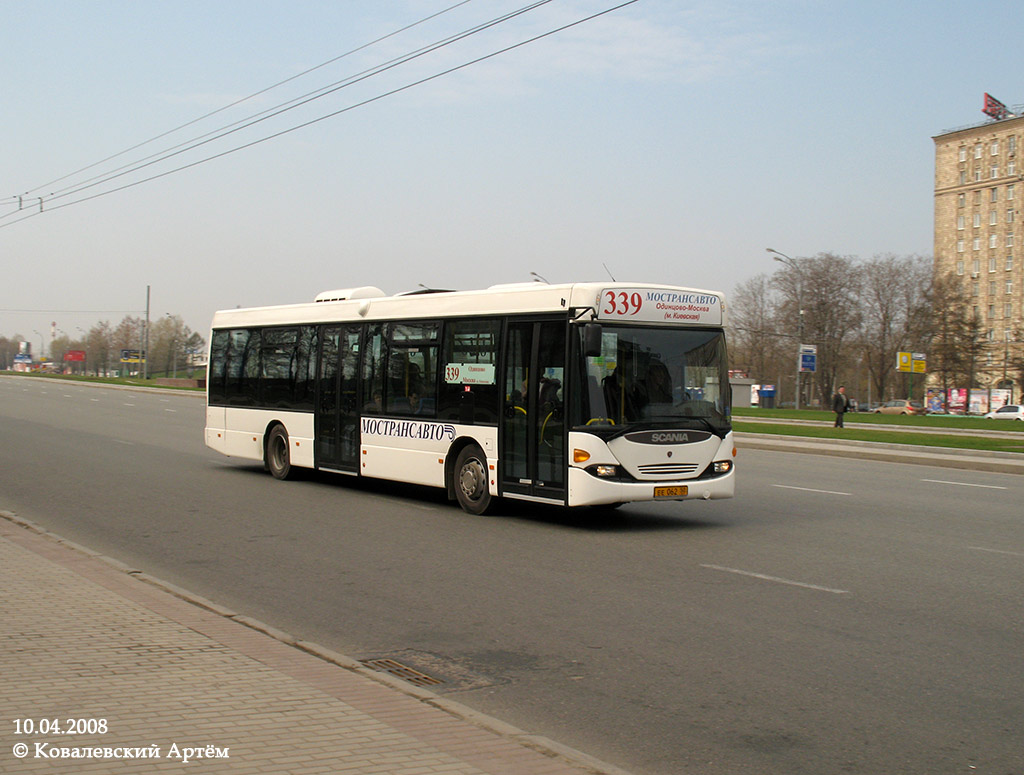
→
(982, 404, 1024, 421)
(873, 399, 926, 415)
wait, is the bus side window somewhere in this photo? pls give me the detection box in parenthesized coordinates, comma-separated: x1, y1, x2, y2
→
(361, 325, 385, 413)
(438, 318, 501, 425)
(382, 322, 439, 417)
(208, 330, 229, 405)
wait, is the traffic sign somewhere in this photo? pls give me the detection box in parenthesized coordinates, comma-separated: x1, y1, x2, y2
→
(799, 344, 817, 373)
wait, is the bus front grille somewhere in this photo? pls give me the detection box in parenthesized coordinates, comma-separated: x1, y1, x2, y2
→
(637, 463, 699, 477)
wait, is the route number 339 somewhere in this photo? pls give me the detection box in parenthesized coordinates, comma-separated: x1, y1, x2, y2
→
(602, 291, 643, 316)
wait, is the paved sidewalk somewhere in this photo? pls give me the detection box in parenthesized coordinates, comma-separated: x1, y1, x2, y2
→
(0, 513, 630, 775)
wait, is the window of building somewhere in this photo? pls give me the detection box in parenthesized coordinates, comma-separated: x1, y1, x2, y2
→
(1009, 136, 1017, 153)
(1009, 184, 1016, 200)
(972, 283, 979, 297)
(1009, 209, 1016, 224)
(973, 237, 982, 251)
(1010, 159, 1017, 175)
(990, 234, 999, 249)
(1009, 233, 1016, 247)
(957, 240, 965, 253)
(989, 281, 997, 296)
(1007, 303, 1014, 318)
(991, 141, 1000, 156)
(991, 188, 999, 203)
(990, 210, 999, 225)
(973, 258, 981, 274)
(973, 212, 982, 228)
(1007, 280, 1014, 295)
(975, 168, 982, 182)
(991, 164, 999, 179)
(956, 260, 964, 274)
(990, 255, 998, 271)
(975, 144, 983, 159)
(959, 146, 968, 162)
(1008, 254, 1015, 272)
(957, 215, 965, 230)
(959, 171, 967, 185)
(958, 193, 966, 207)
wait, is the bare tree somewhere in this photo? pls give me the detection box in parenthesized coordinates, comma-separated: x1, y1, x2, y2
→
(86, 321, 113, 376)
(861, 254, 931, 401)
(926, 271, 984, 404)
(728, 273, 784, 381)
(769, 253, 862, 407)
(111, 316, 145, 376)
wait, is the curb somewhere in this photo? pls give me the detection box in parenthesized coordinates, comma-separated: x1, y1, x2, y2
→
(0, 508, 634, 775)
(735, 432, 1024, 475)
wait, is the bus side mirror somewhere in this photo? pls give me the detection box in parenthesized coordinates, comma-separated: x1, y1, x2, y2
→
(583, 323, 602, 357)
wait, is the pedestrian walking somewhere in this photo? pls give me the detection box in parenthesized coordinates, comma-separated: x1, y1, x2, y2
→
(832, 385, 849, 427)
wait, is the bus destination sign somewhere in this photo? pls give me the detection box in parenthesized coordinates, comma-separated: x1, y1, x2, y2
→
(597, 288, 722, 325)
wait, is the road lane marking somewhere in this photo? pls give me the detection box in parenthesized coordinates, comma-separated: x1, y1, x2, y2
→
(701, 564, 850, 594)
(969, 546, 1024, 558)
(922, 479, 1007, 490)
(772, 484, 851, 496)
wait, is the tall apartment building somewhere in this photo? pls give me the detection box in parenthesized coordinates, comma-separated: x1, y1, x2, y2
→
(933, 101, 1023, 393)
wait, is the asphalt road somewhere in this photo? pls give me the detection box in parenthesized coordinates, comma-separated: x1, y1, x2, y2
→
(2, 376, 1022, 775)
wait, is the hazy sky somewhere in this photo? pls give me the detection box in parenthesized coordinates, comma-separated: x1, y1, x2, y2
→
(2, 0, 1020, 347)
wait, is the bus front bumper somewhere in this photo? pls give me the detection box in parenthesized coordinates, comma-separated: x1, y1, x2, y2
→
(566, 466, 735, 508)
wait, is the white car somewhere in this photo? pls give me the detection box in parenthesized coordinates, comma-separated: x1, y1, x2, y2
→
(983, 404, 1024, 420)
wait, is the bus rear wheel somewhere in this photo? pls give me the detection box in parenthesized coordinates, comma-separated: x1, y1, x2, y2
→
(266, 425, 294, 480)
(454, 445, 493, 515)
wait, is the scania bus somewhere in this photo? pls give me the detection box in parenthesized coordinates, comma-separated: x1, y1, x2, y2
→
(205, 282, 735, 514)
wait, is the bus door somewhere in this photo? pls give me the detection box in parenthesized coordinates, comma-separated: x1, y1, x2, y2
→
(316, 324, 362, 472)
(501, 320, 566, 501)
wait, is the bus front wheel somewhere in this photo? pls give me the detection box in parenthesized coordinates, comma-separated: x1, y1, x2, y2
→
(266, 425, 294, 480)
(454, 445, 493, 515)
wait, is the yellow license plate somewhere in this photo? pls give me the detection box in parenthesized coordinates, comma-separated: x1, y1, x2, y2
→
(654, 485, 688, 498)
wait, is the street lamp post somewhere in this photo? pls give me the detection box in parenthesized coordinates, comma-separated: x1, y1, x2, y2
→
(766, 248, 805, 410)
(77, 327, 88, 376)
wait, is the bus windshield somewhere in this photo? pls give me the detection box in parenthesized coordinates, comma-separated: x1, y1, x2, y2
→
(576, 324, 731, 435)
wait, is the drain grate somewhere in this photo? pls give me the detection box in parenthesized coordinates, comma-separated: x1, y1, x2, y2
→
(360, 658, 444, 687)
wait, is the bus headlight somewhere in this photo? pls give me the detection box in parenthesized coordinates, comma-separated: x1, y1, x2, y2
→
(584, 463, 623, 478)
(713, 461, 732, 474)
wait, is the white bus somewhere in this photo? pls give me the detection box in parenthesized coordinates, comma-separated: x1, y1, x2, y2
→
(205, 282, 735, 514)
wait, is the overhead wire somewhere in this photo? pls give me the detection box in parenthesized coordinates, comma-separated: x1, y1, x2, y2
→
(10, 0, 476, 201)
(0, 0, 551, 223)
(0, 0, 639, 230)
(24, 0, 555, 208)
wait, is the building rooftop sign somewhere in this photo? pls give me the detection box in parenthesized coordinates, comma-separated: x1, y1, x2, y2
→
(983, 92, 1011, 121)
